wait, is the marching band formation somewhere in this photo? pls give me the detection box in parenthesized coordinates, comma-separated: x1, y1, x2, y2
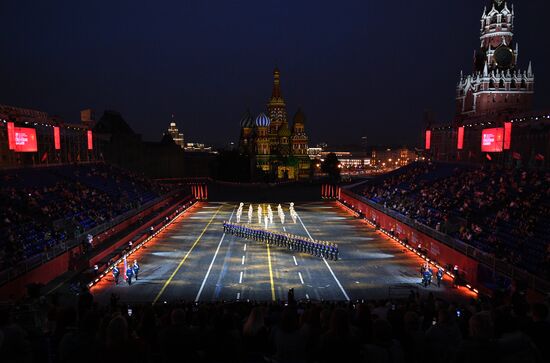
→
(223, 221, 339, 261)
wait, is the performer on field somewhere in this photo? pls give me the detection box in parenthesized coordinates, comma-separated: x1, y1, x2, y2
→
(112, 265, 120, 285)
(133, 260, 140, 280)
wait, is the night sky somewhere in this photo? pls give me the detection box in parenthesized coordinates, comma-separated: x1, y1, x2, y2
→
(1, 0, 548, 147)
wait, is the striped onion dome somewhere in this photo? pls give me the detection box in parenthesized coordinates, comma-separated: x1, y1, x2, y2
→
(240, 109, 254, 128)
(255, 113, 271, 127)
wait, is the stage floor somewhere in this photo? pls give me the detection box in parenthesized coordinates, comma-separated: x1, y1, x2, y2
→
(90, 201, 471, 304)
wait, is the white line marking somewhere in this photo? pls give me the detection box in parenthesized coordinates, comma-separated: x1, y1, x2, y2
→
(298, 272, 304, 284)
(293, 256, 298, 266)
(239, 271, 243, 284)
(244, 244, 247, 251)
(283, 226, 286, 232)
(241, 255, 245, 265)
(296, 212, 350, 301)
(195, 207, 235, 302)
(306, 293, 310, 300)
(236, 292, 240, 300)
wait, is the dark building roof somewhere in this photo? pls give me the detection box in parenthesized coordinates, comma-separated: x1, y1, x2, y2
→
(93, 110, 135, 135)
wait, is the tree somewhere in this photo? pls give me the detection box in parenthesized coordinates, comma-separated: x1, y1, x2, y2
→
(321, 152, 341, 181)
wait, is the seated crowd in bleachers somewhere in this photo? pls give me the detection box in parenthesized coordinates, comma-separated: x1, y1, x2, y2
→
(0, 163, 169, 270)
(357, 162, 550, 279)
(1, 289, 548, 363)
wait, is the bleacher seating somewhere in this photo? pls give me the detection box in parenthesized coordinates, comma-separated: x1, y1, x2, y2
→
(0, 163, 169, 270)
(355, 162, 550, 280)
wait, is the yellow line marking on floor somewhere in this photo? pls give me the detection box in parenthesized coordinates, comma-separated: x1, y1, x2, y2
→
(153, 205, 222, 304)
(267, 243, 276, 301)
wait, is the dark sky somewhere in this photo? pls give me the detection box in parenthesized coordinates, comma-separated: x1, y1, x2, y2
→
(0, 0, 548, 147)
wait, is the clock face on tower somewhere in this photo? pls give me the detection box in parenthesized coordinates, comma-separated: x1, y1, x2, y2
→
(494, 46, 513, 68)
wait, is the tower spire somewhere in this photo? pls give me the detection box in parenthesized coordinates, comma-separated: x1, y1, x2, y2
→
(272, 67, 282, 99)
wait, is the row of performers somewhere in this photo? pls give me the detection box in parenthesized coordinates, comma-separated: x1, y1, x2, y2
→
(223, 222, 339, 261)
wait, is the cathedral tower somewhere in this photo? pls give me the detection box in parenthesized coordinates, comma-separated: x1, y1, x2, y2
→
(456, 0, 534, 117)
(291, 108, 308, 156)
(238, 109, 254, 155)
(267, 68, 288, 154)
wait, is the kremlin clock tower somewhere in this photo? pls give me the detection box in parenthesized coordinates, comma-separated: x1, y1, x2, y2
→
(455, 0, 534, 117)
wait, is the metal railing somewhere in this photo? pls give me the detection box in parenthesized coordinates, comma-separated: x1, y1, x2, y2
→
(0, 190, 179, 286)
(341, 188, 550, 294)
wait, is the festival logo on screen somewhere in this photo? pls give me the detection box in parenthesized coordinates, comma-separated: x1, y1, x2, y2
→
(9, 127, 38, 152)
(481, 128, 504, 153)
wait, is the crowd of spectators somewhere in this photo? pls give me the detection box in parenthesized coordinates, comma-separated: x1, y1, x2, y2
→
(0, 163, 170, 270)
(357, 162, 550, 279)
(1, 289, 548, 363)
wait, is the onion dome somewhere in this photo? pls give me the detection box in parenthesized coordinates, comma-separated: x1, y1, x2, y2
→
(240, 109, 254, 128)
(255, 113, 271, 127)
(278, 122, 291, 137)
(293, 108, 306, 124)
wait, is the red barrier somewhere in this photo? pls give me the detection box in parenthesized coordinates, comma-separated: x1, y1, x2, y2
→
(0, 250, 72, 300)
(339, 192, 481, 289)
(89, 196, 193, 268)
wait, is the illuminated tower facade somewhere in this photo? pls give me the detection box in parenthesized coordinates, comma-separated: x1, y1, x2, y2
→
(167, 117, 185, 148)
(238, 68, 311, 180)
(456, 0, 534, 117)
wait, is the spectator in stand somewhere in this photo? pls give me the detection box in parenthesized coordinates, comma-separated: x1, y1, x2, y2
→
(270, 307, 306, 363)
(363, 318, 405, 363)
(242, 307, 268, 361)
(357, 162, 550, 279)
(319, 308, 360, 363)
(0, 163, 171, 270)
(425, 307, 462, 363)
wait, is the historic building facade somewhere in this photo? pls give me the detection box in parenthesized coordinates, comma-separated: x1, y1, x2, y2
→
(427, 0, 549, 167)
(455, 0, 534, 118)
(239, 69, 311, 179)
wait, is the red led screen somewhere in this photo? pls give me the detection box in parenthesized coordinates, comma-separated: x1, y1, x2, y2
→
(13, 127, 38, 152)
(87, 130, 93, 150)
(425, 130, 431, 150)
(503, 122, 512, 150)
(457, 126, 464, 150)
(481, 128, 504, 153)
(54, 127, 61, 150)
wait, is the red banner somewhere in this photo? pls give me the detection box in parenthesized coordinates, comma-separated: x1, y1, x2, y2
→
(457, 126, 464, 150)
(54, 127, 61, 150)
(7, 122, 15, 150)
(425, 130, 431, 150)
(87, 130, 93, 150)
(503, 122, 512, 150)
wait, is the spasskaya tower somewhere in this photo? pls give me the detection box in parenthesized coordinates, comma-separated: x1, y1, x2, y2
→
(455, 0, 534, 117)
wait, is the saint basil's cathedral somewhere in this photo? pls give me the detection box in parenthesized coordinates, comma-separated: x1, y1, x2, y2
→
(239, 69, 311, 179)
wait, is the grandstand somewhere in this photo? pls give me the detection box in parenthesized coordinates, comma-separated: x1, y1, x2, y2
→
(0, 163, 188, 290)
